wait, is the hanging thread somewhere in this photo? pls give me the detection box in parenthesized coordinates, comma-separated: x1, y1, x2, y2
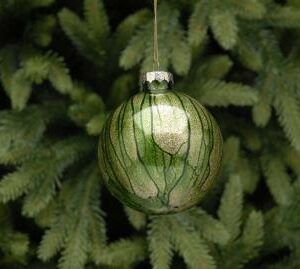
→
(153, 0, 160, 70)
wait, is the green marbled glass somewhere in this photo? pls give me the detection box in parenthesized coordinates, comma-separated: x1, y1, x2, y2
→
(98, 72, 223, 214)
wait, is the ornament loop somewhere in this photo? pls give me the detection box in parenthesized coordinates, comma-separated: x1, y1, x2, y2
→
(140, 71, 174, 92)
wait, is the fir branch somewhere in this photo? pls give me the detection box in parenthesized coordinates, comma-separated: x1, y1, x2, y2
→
(171, 27, 191, 75)
(86, 113, 107, 136)
(89, 197, 107, 264)
(240, 210, 264, 264)
(0, 170, 34, 204)
(0, 105, 56, 164)
(59, 8, 105, 64)
(210, 10, 238, 50)
(0, 46, 19, 96)
(119, 23, 149, 70)
(29, 0, 55, 8)
(218, 210, 264, 269)
(197, 55, 233, 80)
(221, 137, 240, 175)
(107, 74, 135, 108)
(0, 205, 30, 265)
(34, 200, 56, 228)
(58, 214, 90, 269)
(124, 207, 146, 231)
(148, 216, 173, 269)
(228, 0, 265, 19)
(25, 15, 56, 47)
(113, 9, 151, 52)
(10, 70, 32, 110)
(0, 136, 95, 216)
(84, 0, 110, 41)
(188, 208, 230, 246)
(68, 87, 105, 127)
(23, 136, 95, 217)
(46, 52, 73, 94)
(120, 3, 191, 75)
(171, 215, 216, 269)
(252, 72, 274, 127)
(97, 238, 147, 267)
(237, 157, 260, 194)
(198, 79, 258, 107)
(188, 0, 209, 47)
(261, 155, 294, 206)
(252, 98, 272, 127)
(39, 165, 106, 269)
(218, 175, 243, 240)
(284, 147, 300, 177)
(266, 5, 300, 27)
(5, 50, 72, 109)
(274, 86, 300, 151)
(236, 28, 263, 71)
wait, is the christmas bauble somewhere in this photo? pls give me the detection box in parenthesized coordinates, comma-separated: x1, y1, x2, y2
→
(98, 71, 222, 214)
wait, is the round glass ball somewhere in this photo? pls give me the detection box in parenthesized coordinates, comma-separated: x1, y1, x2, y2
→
(98, 72, 223, 214)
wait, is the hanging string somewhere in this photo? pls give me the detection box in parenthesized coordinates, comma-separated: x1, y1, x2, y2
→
(153, 0, 160, 70)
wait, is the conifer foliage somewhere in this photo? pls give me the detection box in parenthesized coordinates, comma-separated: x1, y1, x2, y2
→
(0, 0, 300, 268)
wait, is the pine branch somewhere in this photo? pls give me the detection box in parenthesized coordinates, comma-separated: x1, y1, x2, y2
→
(124, 207, 146, 231)
(221, 137, 240, 175)
(39, 165, 106, 269)
(237, 157, 260, 194)
(58, 217, 90, 269)
(0, 136, 95, 216)
(188, 0, 209, 47)
(266, 5, 300, 27)
(29, 0, 55, 8)
(0, 46, 20, 96)
(171, 27, 192, 75)
(114, 9, 151, 52)
(261, 155, 294, 206)
(0, 105, 57, 164)
(210, 10, 238, 50)
(188, 208, 230, 246)
(107, 74, 135, 108)
(0, 170, 34, 205)
(218, 175, 243, 240)
(171, 27, 191, 75)
(197, 55, 233, 80)
(5, 50, 72, 109)
(198, 79, 258, 107)
(252, 72, 274, 127)
(119, 23, 149, 70)
(218, 210, 264, 269)
(274, 86, 300, 151)
(26, 15, 56, 47)
(10, 70, 32, 110)
(59, 8, 105, 64)
(236, 28, 263, 71)
(34, 200, 56, 228)
(0, 205, 30, 264)
(84, 0, 110, 41)
(46, 52, 73, 94)
(229, 0, 265, 19)
(89, 199, 107, 264)
(120, 3, 191, 75)
(284, 147, 300, 177)
(68, 86, 105, 127)
(148, 216, 173, 269)
(38, 206, 71, 261)
(97, 238, 147, 267)
(240, 210, 264, 264)
(86, 113, 106, 135)
(171, 215, 216, 269)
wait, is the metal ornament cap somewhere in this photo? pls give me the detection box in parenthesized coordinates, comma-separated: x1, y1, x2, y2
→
(141, 71, 174, 92)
